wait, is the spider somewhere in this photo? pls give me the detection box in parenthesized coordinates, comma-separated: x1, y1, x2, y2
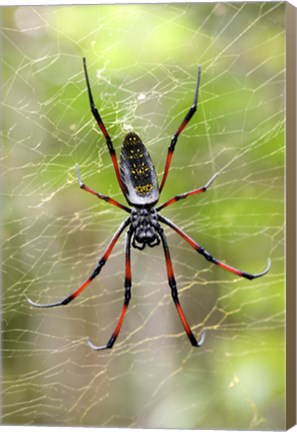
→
(28, 58, 271, 351)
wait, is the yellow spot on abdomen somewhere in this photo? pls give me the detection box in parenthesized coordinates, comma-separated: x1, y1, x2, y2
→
(135, 184, 153, 194)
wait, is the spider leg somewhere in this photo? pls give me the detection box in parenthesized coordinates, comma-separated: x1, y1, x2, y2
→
(83, 58, 125, 194)
(75, 164, 131, 213)
(158, 215, 271, 280)
(158, 228, 205, 347)
(87, 228, 133, 351)
(27, 218, 131, 308)
(159, 66, 201, 193)
(157, 172, 218, 211)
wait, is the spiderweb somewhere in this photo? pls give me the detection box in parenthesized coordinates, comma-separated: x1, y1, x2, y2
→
(1, 3, 285, 429)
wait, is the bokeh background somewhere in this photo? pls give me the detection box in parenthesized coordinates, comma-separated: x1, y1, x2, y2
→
(2, 2, 285, 429)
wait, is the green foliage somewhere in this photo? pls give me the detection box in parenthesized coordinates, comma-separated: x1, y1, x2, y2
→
(2, 3, 285, 429)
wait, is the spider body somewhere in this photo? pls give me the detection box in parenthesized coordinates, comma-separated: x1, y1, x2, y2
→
(120, 132, 159, 206)
(28, 57, 271, 351)
(120, 132, 161, 249)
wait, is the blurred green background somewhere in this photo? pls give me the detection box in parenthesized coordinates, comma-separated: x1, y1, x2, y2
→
(2, 2, 285, 429)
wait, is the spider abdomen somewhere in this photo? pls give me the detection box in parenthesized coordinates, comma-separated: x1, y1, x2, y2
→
(120, 132, 159, 206)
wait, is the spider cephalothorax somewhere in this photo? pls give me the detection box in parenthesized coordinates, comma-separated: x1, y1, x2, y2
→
(131, 207, 160, 250)
(28, 57, 271, 351)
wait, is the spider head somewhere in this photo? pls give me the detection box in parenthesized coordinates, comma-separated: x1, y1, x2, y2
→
(131, 207, 160, 250)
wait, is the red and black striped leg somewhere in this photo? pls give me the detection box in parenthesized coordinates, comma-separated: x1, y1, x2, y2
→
(75, 164, 130, 213)
(27, 218, 131, 309)
(159, 66, 201, 193)
(157, 172, 218, 211)
(87, 228, 133, 351)
(158, 215, 271, 280)
(83, 57, 125, 194)
(159, 228, 205, 347)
